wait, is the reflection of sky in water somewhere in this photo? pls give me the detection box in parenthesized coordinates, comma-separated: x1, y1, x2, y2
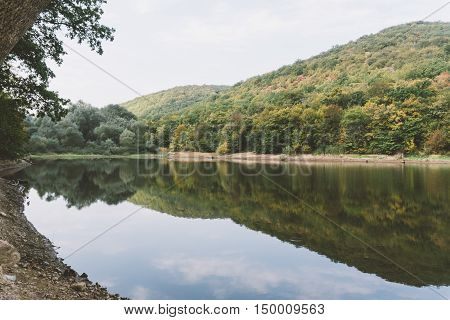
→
(24, 189, 449, 300)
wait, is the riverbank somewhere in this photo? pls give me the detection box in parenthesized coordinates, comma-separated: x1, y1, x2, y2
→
(0, 160, 120, 299)
(0, 160, 30, 177)
(29, 152, 450, 165)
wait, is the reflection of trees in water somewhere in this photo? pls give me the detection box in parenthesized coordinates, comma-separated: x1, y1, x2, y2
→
(18, 160, 138, 209)
(19, 160, 450, 286)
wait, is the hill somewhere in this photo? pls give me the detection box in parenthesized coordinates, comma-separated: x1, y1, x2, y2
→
(121, 85, 229, 120)
(142, 22, 450, 155)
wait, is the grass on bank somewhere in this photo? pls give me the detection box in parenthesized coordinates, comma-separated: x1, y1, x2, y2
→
(27, 153, 163, 160)
(27, 152, 450, 162)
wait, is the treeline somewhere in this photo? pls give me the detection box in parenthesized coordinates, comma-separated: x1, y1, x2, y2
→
(146, 79, 449, 155)
(25, 102, 152, 155)
(139, 23, 449, 155)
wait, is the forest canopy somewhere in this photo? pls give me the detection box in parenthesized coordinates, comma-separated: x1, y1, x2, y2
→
(122, 22, 449, 156)
(26, 102, 151, 155)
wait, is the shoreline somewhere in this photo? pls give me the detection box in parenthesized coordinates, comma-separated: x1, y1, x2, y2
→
(28, 152, 450, 165)
(0, 160, 120, 299)
(0, 160, 31, 178)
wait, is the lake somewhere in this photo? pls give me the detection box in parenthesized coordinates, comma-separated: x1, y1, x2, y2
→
(10, 159, 450, 299)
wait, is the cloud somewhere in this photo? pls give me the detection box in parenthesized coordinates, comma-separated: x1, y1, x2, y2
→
(157, 7, 300, 46)
(153, 254, 379, 299)
(130, 285, 150, 300)
(131, 0, 157, 15)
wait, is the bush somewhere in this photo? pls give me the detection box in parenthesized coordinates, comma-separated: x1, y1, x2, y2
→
(282, 145, 295, 155)
(216, 141, 230, 155)
(324, 145, 344, 155)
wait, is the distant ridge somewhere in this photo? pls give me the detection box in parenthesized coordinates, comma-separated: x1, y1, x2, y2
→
(121, 85, 229, 120)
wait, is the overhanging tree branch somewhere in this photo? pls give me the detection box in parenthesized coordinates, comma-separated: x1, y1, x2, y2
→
(0, 0, 52, 63)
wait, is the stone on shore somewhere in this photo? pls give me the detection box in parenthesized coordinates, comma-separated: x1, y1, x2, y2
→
(71, 281, 87, 292)
(0, 240, 20, 268)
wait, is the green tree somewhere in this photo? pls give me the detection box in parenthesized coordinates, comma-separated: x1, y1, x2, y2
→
(341, 107, 370, 153)
(317, 105, 342, 152)
(1, 0, 114, 120)
(102, 104, 136, 122)
(56, 120, 84, 148)
(0, 95, 28, 158)
(119, 129, 136, 147)
(66, 101, 105, 142)
(94, 123, 123, 145)
(1, 0, 114, 159)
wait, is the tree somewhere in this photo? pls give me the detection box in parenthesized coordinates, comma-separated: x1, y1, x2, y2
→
(0, 0, 52, 62)
(102, 104, 137, 122)
(341, 107, 371, 153)
(94, 123, 123, 144)
(0, 94, 28, 158)
(56, 120, 84, 148)
(425, 129, 448, 154)
(170, 124, 194, 151)
(66, 101, 105, 142)
(35, 116, 58, 138)
(119, 129, 136, 147)
(101, 139, 117, 155)
(317, 105, 342, 151)
(1, 0, 114, 121)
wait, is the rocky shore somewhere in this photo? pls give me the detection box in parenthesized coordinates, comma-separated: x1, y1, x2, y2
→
(0, 160, 119, 299)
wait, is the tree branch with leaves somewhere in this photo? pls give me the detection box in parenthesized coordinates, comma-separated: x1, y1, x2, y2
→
(0, 0, 114, 120)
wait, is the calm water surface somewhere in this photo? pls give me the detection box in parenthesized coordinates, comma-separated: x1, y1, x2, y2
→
(11, 159, 450, 299)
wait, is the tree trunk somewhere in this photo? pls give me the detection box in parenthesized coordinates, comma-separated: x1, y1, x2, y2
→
(0, 0, 52, 63)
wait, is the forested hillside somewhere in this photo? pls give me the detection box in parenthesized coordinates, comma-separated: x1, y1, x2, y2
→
(16, 22, 450, 157)
(139, 22, 449, 155)
(121, 85, 229, 120)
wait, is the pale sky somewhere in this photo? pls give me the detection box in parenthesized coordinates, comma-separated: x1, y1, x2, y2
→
(48, 0, 449, 106)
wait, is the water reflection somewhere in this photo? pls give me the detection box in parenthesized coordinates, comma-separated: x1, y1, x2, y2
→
(12, 159, 450, 299)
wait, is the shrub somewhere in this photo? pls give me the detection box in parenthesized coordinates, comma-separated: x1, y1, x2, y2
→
(216, 141, 230, 155)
